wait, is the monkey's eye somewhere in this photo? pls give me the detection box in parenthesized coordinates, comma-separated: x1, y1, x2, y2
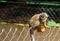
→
(41, 16, 44, 18)
(41, 16, 44, 19)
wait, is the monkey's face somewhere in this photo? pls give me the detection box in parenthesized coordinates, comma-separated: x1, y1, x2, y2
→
(39, 13, 49, 22)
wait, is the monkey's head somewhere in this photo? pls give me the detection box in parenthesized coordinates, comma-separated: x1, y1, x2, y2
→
(39, 13, 49, 22)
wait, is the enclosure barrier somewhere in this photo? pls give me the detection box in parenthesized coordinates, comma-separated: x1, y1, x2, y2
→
(0, 24, 60, 41)
(0, 1, 60, 41)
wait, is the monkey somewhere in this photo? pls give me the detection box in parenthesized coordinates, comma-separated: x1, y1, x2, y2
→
(29, 13, 49, 32)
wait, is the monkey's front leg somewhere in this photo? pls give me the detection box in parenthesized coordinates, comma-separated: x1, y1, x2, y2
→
(44, 22, 48, 28)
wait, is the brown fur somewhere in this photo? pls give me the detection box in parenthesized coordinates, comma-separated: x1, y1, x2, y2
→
(29, 13, 49, 32)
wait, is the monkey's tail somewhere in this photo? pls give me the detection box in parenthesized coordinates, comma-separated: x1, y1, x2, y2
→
(29, 24, 35, 41)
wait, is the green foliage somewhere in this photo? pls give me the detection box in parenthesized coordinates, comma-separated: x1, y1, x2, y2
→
(46, 20, 60, 27)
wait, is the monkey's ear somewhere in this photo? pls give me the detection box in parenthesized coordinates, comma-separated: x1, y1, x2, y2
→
(41, 12, 49, 17)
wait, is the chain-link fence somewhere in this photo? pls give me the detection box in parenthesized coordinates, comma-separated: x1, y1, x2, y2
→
(0, 24, 60, 41)
(0, 2, 60, 41)
(0, 3, 60, 23)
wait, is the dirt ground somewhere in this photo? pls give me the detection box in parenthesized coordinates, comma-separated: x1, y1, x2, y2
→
(0, 24, 60, 41)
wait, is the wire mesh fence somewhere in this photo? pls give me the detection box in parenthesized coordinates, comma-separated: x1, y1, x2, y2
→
(0, 4, 60, 23)
(0, 3, 60, 41)
(0, 24, 30, 41)
(0, 24, 60, 41)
